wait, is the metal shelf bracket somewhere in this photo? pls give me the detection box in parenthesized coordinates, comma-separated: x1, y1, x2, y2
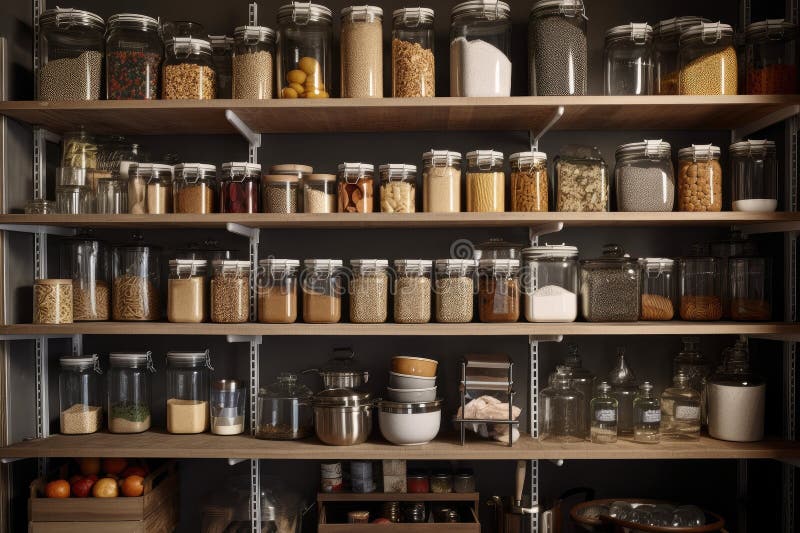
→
(226, 335, 263, 344)
(529, 106, 565, 152)
(529, 223, 564, 245)
(225, 110, 261, 166)
(528, 335, 563, 344)
(732, 104, 800, 142)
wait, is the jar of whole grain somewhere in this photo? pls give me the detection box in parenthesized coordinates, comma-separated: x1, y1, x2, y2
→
(466, 150, 505, 212)
(639, 258, 676, 321)
(614, 139, 674, 212)
(528, 0, 588, 96)
(112, 237, 161, 321)
(554, 146, 609, 212)
(392, 8, 435, 97)
(60, 236, 110, 321)
(210, 260, 251, 323)
(653, 16, 709, 94)
(604, 23, 654, 95)
(679, 257, 723, 321)
(232, 25, 275, 99)
(220, 162, 261, 213)
(163, 37, 216, 99)
(478, 259, 520, 323)
(168, 259, 208, 323)
(173, 163, 216, 214)
(302, 259, 344, 323)
(262, 175, 300, 214)
(277, 2, 333, 99)
(128, 163, 173, 214)
(349, 259, 390, 323)
(394, 259, 433, 324)
(269, 164, 313, 212)
(678, 22, 737, 95)
(380, 164, 416, 213)
(434, 259, 476, 323)
(746, 20, 798, 94)
(341, 5, 384, 98)
(510, 151, 548, 212)
(209, 36, 233, 98)
(258, 258, 300, 324)
(34, 279, 73, 324)
(730, 140, 778, 212)
(304, 174, 337, 213)
(338, 163, 375, 213)
(677, 144, 722, 212)
(423, 150, 462, 213)
(59, 355, 102, 434)
(579, 244, 640, 322)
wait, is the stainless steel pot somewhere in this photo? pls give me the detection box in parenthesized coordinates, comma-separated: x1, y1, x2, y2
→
(313, 388, 374, 446)
(304, 368, 369, 390)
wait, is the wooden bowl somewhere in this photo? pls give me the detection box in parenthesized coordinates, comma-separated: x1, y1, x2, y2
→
(391, 356, 438, 377)
(570, 498, 726, 533)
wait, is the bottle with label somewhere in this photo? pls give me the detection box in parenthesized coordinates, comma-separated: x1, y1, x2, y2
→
(591, 381, 618, 443)
(609, 347, 638, 436)
(633, 381, 660, 443)
(539, 368, 586, 442)
(660, 372, 701, 439)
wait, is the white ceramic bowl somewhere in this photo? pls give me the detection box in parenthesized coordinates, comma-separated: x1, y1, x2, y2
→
(389, 371, 436, 390)
(387, 386, 437, 403)
(378, 400, 442, 446)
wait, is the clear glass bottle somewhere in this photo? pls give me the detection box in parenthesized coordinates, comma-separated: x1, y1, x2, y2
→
(302, 259, 344, 323)
(168, 259, 208, 323)
(232, 25, 276, 99)
(163, 37, 217, 99)
(304, 174, 337, 213)
(679, 22, 737, 95)
(105, 13, 162, 100)
(660, 372, 701, 440)
(466, 150, 505, 212)
(528, 0, 588, 96)
(61, 236, 110, 321)
(729, 140, 778, 212)
(639, 258, 676, 321)
(633, 382, 661, 443)
(379, 164, 416, 213)
(211, 379, 245, 435)
(560, 343, 595, 434)
(129, 163, 173, 214)
(423, 150, 462, 213)
(730, 257, 771, 321)
(604, 23, 654, 95)
(394, 259, 433, 324)
(435, 259, 476, 323)
(220, 162, 261, 213)
(510, 151, 548, 212)
(210, 260, 251, 323)
(258, 258, 299, 324)
(59, 355, 102, 435)
(166, 350, 213, 434)
(679, 257, 722, 321)
(746, 19, 797, 94)
(614, 139, 674, 212)
(350, 259, 390, 324)
(591, 381, 618, 444)
(554, 146, 609, 212)
(174, 163, 216, 214)
(256, 372, 314, 440)
(338, 163, 375, 213)
(112, 238, 161, 321)
(392, 8, 435, 97)
(609, 347, 638, 437)
(341, 5, 384, 98)
(478, 259, 520, 323)
(653, 16, 709, 94)
(277, 2, 333, 99)
(539, 368, 585, 442)
(580, 244, 640, 322)
(209, 35, 233, 98)
(107, 352, 154, 434)
(521, 244, 579, 323)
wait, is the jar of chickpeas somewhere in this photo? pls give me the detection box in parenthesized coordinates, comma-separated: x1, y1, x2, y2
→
(379, 164, 416, 213)
(677, 144, 722, 212)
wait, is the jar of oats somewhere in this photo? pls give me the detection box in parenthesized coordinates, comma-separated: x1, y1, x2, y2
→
(34, 279, 74, 324)
(210, 260, 251, 323)
(435, 259, 476, 323)
(394, 259, 432, 324)
(510, 151, 548, 212)
(466, 150, 505, 212)
(423, 150, 462, 212)
(60, 236, 110, 321)
(163, 37, 216, 99)
(677, 144, 722, 212)
(303, 174, 337, 213)
(349, 259, 390, 323)
(174, 163, 216, 214)
(380, 164, 416, 213)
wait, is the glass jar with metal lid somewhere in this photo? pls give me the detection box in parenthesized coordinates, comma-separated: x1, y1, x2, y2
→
(211, 260, 251, 323)
(163, 37, 217, 99)
(677, 144, 722, 212)
(209, 35, 233, 98)
(435, 259, 476, 323)
(729, 257, 771, 321)
(394, 259, 433, 324)
(232, 26, 275, 99)
(510, 151, 548, 212)
(478, 258, 520, 323)
(304, 174, 337, 213)
(604, 23, 654, 95)
(380, 164, 416, 213)
(106, 13, 162, 100)
(554, 145, 609, 212)
(338, 163, 375, 213)
(59, 355, 102, 435)
(166, 350, 213, 434)
(258, 258, 300, 324)
(60, 236, 110, 321)
(423, 150, 462, 213)
(392, 8, 435, 97)
(168, 259, 208, 323)
(219, 162, 260, 213)
(112, 237, 161, 321)
(450, 0, 512, 97)
(302, 259, 344, 323)
(128, 163, 172, 214)
(679, 257, 722, 321)
(580, 244, 640, 322)
(528, 0, 588, 96)
(730, 140, 778, 212)
(522, 244, 578, 323)
(39, 8, 105, 101)
(454, 470, 476, 493)
(277, 2, 333, 98)
(653, 16, 710, 94)
(350, 259, 390, 324)
(341, 5, 384, 98)
(679, 22, 737, 95)
(614, 139, 674, 212)
(639, 258, 676, 321)
(211, 379, 246, 435)
(173, 163, 216, 214)
(746, 19, 797, 94)
(262, 175, 300, 214)
(257, 372, 314, 440)
(466, 150, 505, 212)
(108, 352, 155, 434)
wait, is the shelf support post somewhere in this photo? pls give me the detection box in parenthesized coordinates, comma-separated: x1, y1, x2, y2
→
(528, 223, 564, 245)
(250, 335, 261, 532)
(225, 110, 261, 165)
(529, 106, 565, 152)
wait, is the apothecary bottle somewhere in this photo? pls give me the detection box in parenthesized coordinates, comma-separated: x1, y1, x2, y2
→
(129, 163, 173, 214)
(350, 259, 390, 324)
(653, 16, 709, 94)
(106, 13, 162, 100)
(729, 257, 771, 321)
(392, 8, 435, 97)
(112, 238, 161, 321)
(639, 258, 676, 321)
(423, 150, 462, 213)
(477, 259, 520, 323)
(341, 5, 383, 98)
(59, 355, 102, 435)
(528, 0, 587, 96)
(220, 162, 260, 213)
(609, 347, 638, 436)
(163, 37, 216, 99)
(257, 372, 314, 440)
(61, 236, 110, 321)
(554, 146, 609, 212)
(746, 19, 797, 94)
(168, 259, 208, 323)
(729, 140, 778, 212)
(510, 152, 548, 212)
(677, 144, 723, 212)
(302, 259, 344, 323)
(108, 352, 154, 434)
(679, 22, 737, 95)
(380, 164, 416, 213)
(539, 369, 585, 442)
(39, 8, 105, 101)
(674, 337, 710, 394)
(258, 258, 299, 324)
(435, 259, 476, 323)
(277, 2, 333, 99)
(450, 0, 512, 97)
(210, 260, 251, 323)
(34, 279, 73, 325)
(521, 245, 578, 323)
(173, 163, 216, 214)
(338, 163, 374, 213)
(614, 139, 674, 212)
(394, 259, 433, 324)
(466, 150, 505, 212)
(633, 382, 660, 443)
(559, 344, 595, 432)
(604, 23, 654, 95)
(232, 25, 276, 99)
(166, 350, 213, 434)
(660, 372, 701, 440)
(591, 381, 618, 443)
(580, 244, 640, 322)
(679, 257, 722, 321)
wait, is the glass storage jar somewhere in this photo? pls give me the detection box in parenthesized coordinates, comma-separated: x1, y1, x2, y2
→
(454, 470, 476, 493)
(96, 175, 127, 214)
(61, 236, 110, 321)
(277, 2, 333, 98)
(25, 199, 57, 214)
(108, 352, 154, 434)
(653, 16, 709, 94)
(660, 372, 701, 440)
(232, 25, 276, 99)
(746, 19, 797, 94)
(174, 163, 216, 214)
(679, 22, 738, 95)
(478, 259, 519, 323)
(61, 131, 98, 169)
(435, 259, 476, 323)
(341, 5, 384, 98)
(258, 258, 299, 324)
(673, 336, 711, 395)
(539, 368, 585, 442)
(262, 175, 300, 214)
(270, 164, 313, 212)
(554, 146, 609, 212)
(96, 135, 139, 176)
(59, 355, 102, 434)
(679, 256, 722, 321)
(510, 151, 547, 212)
(423, 150, 462, 213)
(521, 244, 578, 323)
(639, 258, 676, 321)
(166, 350, 213, 434)
(211, 379, 245, 435)
(729, 257, 771, 321)
(106, 13, 162, 100)
(730, 140, 778, 212)
(302, 259, 344, 323)
(580, 244, 640, 321)
(56, 167, 88, 189)
(380, 164, 416, 213)
(609, 347, 638, 436)
(350, 259, 390, 323)
(633, 382, 660, 443)
(466, 150, 505, 212)
(112, 239, 160, 321)
(392, 8, 435, 97)
(209, 35, 233, 98)
(39, 8, 105, 101)
(211, 260, 251, 323)
(431, 473, 454, 494)
(129, 163, 173, 214)
(604, 23, 654, 95)
(168, 259, 208, 323)
(219, 162, 260, 213)
(338, 163, 375, 213)
(33, 279, 73, 324)
(450, 0, 512, 97)
(394, 259, 433, 324)
(163, 37, 216, 99)
(590, 381, 618, 443)
(304, 174, 337, 213)
(257, 372, 314, 440)
(56, 186, 93, 214)
(677, 144, 723, 212)
(528, 0, 587, 96)
(559, 345, 595, 434)
(614, 139, 674, 212)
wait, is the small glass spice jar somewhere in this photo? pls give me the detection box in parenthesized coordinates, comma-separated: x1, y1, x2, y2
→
(478, 259, 520, 323)
(168, 259, 208, 323)
(453, 470, 476, 493)
(430, 473, 453, 494)
(340, 5, 384, 98)
(350, 259, 390, 324)
(303, 174, 337, 213)
(232, 25, 276, 99)
(219, 162, 261, 213)
(163, 37, 217, 99)
(393, 259, 433, 324)
(730, 140, 778, 212)
(604, 23, 654, 95)
(210, 260, 251, 323)
(107, 352, 155, 434)
(276, 2, 333, 99)
(435, 259, 475, 323)
(730, 257, 771, 321)
(380, 164, 416, 213)
(678, 22, 737, 95)
(174, 163, 216, 214)
(302, 259, 344, 323)
(34, 279, 73, 324)
(262, 175, 300, 214)
(746, 19, 797, 94)
(679, 257, 723, 321)
(510, 151, 548, 212)
(338, 163, 375, 213)
(392, 7, 435, 97)
(258, 258, 299, 324)
(128, 163, 173, 214)
(59, 355, 102, 434)
(614, 139, 674, 212)
(466, 150, 505, 212)
(639, 258, 676, 321)
(407, 473, 430, 493)
(423, 150, 461, 213)
(677, 144, 723, 212)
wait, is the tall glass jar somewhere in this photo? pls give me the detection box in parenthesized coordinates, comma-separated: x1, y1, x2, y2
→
(341, 5, 384, 98)
(580, 244, 640, 321)
(209, 35, 233, 98)
(392, 8, 435, 97)
(33, 279, 73, 325)
(394, 259, 433, 324)
(211, 379, 245, 435)
(633, 382, 660, 443)
(729, 257, 771, 321)
(639, 258, 676, 321)
(338, 163, 375, 213)
(304, 174, 337, 213)
(61, 236, 110, 321)
(466, 150, 505, 212)
(539, 369, 585, 442)
(730, 140, 778, 212)
(528, 0, 587, 96)
(559, 343, 595, 433)
(257, 373, 314, 440)
(435, 259, 476, 323)
(423, 150, 462, 213)
(129, 163, 173, 214)
(277, 2, 333, 98)
(112, 239, 161, 321)
(211, 260, 251, 323)
(679, 257, 722, 321)
(450, 0, 512, 97)
(673, 336, 711, 395)
(302, 259, 344, 323)
(746, 19, 798, 94)
(510, 151, 548, 212)
(554, 146, 609, 212)
(232, 26, 276, 99)
(478, 259, 519, 323)
(168, 259, 208, 323)
(166, 350, 213, 434)
(591, 381, 618, 443)
(59, 355, 102, 435)
(96, 175, 127, 214)
(163, 38, 217, 99)
(679, 22, 737, 95)
(653, 16, 709, 94)
(39, 8, 105, 101)
(174, 163, 216, 214)
(380, 164, 416, 213)
(660, 372, 701, 440)
(677, 144, 723, 212)
(710, 231, 759, 318)
(262, 175, 300, 214)
(220, 162, 260, 213)
(521, 245, 578, 323)
(614, 140, 674, 212)
(350, 259, 390, 324)
(604, 23, 654, 95)
(108, 352, 154, 434)
(258, 258, 299, 324)
(106, 14, 162, 100)
(609, 347, 638, 436)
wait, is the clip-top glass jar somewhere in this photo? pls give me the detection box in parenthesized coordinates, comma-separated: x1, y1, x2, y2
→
(211, 260, 251, 323)
(639, 258, 676, 321)
(677, 144, 723, 212)
(466, 150, 505, 212)
(730, 140, 778, 212)
(220, 162, 260, 213)
(302, 259, 344, 323)
(108, 352, 154, 434)
(39, 8, 105, 101)
(653, 16, 709, 94)
(232, 25, 276, 99)
(380, 164, 416, 213)
(394, 259, 433, 324)
(604, 23, 654, 95)
(392, 8, 435, 97)
(554, 145, 609, 212)
(112, 238, 161, 321)
(166, 350, 213, 434)
(168, 259, 208, 323)
(730, 257, 771, 321)
(423, 150, 462, 213)
(61, 236, 110, 321)
(478, 259, 520, 322)
(679, 257, 722, 321)
(350, 259, 390, 324)
(258, 258, 300, 324)
(341, 5, 384, 98)
(59, 355, 102, 435)
(163, 37, 217, 99)
(129, 163, 173, 214)
(277, 2, 333, 98)
(510, 151, 548, 212)
(679, 22, 737, 95)
(257, 372, 314, 440)
(338, 163, 375, 213)
(580, 244, 640, 321)
(521, 245, 578, 323)
(528, 0, 588, 96)
(174, 163, 216, 214)
(209, 35, 233, 98)
(435, 259, 476, 323)
(614, 139, 674, 212)
(746, 19, 798, 94)
(106, 13, 162, 100)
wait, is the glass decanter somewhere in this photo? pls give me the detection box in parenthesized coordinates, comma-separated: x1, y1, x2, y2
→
(634, 381, 660, 444)
(590, 381, 618, 444)
(540, 368, 586, 442)
(560, 343, 596, 432)
(609, 347, 638, 436)
(660, 372, 701, 440)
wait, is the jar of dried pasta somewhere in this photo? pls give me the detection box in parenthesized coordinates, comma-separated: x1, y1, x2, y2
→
(60, 236, 110, 321)
(478, 259, 520, 322)
(349, 259, 389, 323)
(211, 260, 251, 323)
(510, 151, 548, 212)
(128, 163, 172, 214)
(679, 257, 722, 321)
(34, 279, 73, 324)
(173, 163, 216, 214)
(112, 238, 161, 321)
(466, 150, 505, 212)
(394, 259, 432, 324)
(380, 164, 416, 213)
(423, 150, 461, 212)
(434, 259, 476, 323)
(338, 163, 374, 213)
(677, 144, 722, 212)
(258, 258, 299, 324)
(168, 259, 208, 323)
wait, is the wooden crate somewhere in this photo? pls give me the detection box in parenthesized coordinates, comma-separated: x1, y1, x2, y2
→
(29, 462, 179, 533)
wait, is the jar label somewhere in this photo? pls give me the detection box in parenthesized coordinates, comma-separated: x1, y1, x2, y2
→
(643, 409, 661, 423)
(595, 409, 616, 422)
(675, 405, 700, 420)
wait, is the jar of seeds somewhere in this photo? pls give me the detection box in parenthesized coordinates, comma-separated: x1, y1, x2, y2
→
(220, 162, 260, 213)
(60, 236, 110, 321)
(112, 238, 161, 321)
(528, 0, 588, 96)
(580, 244, 640, 322)
(163, 37, 217, 99)
(554, 146, 609, 212)
(128, 163, 172, 214)
(392, 7, 435, 97)
(380, 164, 416, 213)
(466, 150, 505, 212)
(435, 259, 476, 323)
(341, 5, 384, 98)
(270, 164, 312, 212)
(34, 279, 74, 324)
(679, 257, 722, 321)
(604, 23, 654, 95)
(338, 163, 375, 213)
(304, 174, 337, 213)
(258, 259, 300, 324)
(262, 175, 300, 214)
(423, 150, 462, 213)
(679, 22, 737, 95)
(276, 2, 333, 99)
(653, 16, 709, 94)
(173, 163, 216, 214)
(510, 151, 548, 212)
(639, 258, 676, 321)
(677, 144, 722, 212)
(614, 139, 675, 212)
(211, 260, 251, 323)
(478, 259, 520, 322)
(302, 259, 344, 323)
(394, 259, 433, 324)
(349, 259, 390, 323)
(232, 25, 275, 99)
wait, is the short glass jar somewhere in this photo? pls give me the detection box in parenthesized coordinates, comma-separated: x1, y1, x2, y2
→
(639, 258, 676, 321)
(729, 257, 771, 321)
(392, 8, 435, 97)
(302, 259, 344, 323)
(679, 257, 723, 321)
(56, 185, 93, 214)
(746, 19, 797, 94)
(106, 13, 162, 100)
(174, 163, 216, 214)
(521, 245, 578, 323)
(394, 259, 433, 324)
(528, 0, 588, 96)
(96, 175, 127, 214)
(407, 473, 430, 493)
(580, 244, 640, 322)
(60, 236, 110, 321)
(677, 144, 723, 212)
(380, 164, 416, 213)
(679, 22, 737, 95)
(604, 23, 654, 95)
(25, 199, 57, 214)
(112, 239, 161, 321)
(257, 372, 314, 440)
(232, 25, 276, 99)
(341, 5, 384, 98)
(435, 259, 476, 323)
(34, 279, 73, 324)
(478, 259, 520, 322)
(211, 379, 246, 435)
(510, 151, 548, 212)
(423, 150, 462, 213)
(338, 163, 375, 213)
(270, 164, 313, 211)
(107, 352, 154, 434)
(614, 139, 674, 212)
(453, 470, 476, 493)
(304, 174, 337, 213)
(220, 162, 261, 213)
(430, 473, 454, 494)
(168, 259, 208, 323)
(163, 37, 217, 99)
(554, 146, 609, 212)
(653, 16, 709, 94)
(258, 258, 299, 324)
(276, 2, 333, 99)
(210, 35, 234, 98)
(210, 260, 251, 323)
(466, 150, 505, 212)
(262, 174, 300, 214)
(129, 163, 173, 214)
(730, 140, 778, 212)
(59, 355, 102, 434)
(350, 259, 390, 324)
(166, 350, 213, 434)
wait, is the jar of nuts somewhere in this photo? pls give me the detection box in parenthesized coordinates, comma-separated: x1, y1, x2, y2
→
(466, 150, 505, 212)
(304, 174, 337, 213)
(349, 259, 390, 323)
(614, 139, 675, 212)
(163, 37, 217, 100)
(173, 163, 216, 214)
(423, 150, 462, 213)
(34, 279, 74, 324)
(379, 164, 416, 213)
(677, 144, 722, 212)
(434, 259, 476, 323)
(262, 174, 300, 214)
(554, 145, 609, 212)
(210, 260, 251, 323)
(678, 257, 723, 321)
(510, 151, 548, 212)
(338, 163, 375, 213)
(639, 258, 676, 321)
(276, 2, 333, 98)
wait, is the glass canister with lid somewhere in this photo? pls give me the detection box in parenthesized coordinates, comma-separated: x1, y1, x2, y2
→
(521, 244, 578, 323)
(510, 151, 548, 212)
(466, 150, 505, 212)
(258, 258, 300, 324)
(257, 372, 314, 440)
(105, 13, 162, 100)
(163, 37, 217, 99)
(209, 35, 234, 98)
(478, 258, 520, 322)
(59, 355, 103, 434)
(211, 379, 246, 435)
(166, 350, 213, 434)
(302, 259, 344, 323)
(129, 163, 173, 214)
(108, 352, 155, 434)
(604, 23, 654, 95)
(60, 236, 110, 321)
(450, 0, 512, 97)
(349, 259, 390, 324)
(340, 5, 384, 98)
(677, 144, 723, 212)
(168, 259, 208, 323)
(653, 16, 709, 94)
(423, 150, 462, 213)
(232, 25, 276, 99)
(262, 175, 300, 214)
(220, 162, 261, 213)
(211, 260, 251, 323)
(277, 2, 333, 98)
(639, 258, 676, 321)
(614, 139, 674, 212)
(380, 164, 417, 213)
(270, 164, 313, 212)
(174, 163, 216, 214)
(34, 279, 73, 325)
(338, 163, 375, 213)
(746, 19, 798, 94)
(61, 131, 98, 170)
(730, 140, 778, 212)
(729, 257, 771, 321)
(435, 259, 476, 323)
(679, 256, 722, 321)
(392, 8, 435, 97)
(304, 174, 337, 213)
(554, 145, 609, 212)
(580, 244, 640, 322)
(528, 0, 588, 96)
(39, 8, 105, 101)
(112, 238, 161, 321)
(393, 259, 433, 324)
(679, 22, 738, 95)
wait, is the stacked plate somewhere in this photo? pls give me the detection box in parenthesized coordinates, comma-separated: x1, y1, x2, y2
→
(387, 356, 438, 402)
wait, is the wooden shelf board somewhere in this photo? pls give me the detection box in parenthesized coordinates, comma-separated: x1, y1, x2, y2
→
(1, 96, 798, 134)
(317, 493, 479, 503)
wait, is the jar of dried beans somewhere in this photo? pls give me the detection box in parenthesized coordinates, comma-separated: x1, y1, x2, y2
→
(746, 19, 797, 94)
(510, 151, 548, 212)
(277, 2, 333, 99)
(220, 162, 260, 213)
(678, 22, 737, 95)
(129, 163, 173, 214)
(302, 259, 344, 323)
(341, 5, 384, 98)
(232, 25, 275, 99)
(580, 244, 640, 322)
(653, 16, 709, 94)
(466, 150, 505, 212)
(105, 13, 162, 100)
(108, 352, 155, 434)
(163, 37, 217, 99)
(338, 163, 375, 213)
(392, 7, 435, 97)
(304, 174, 337, 213)
(614, 139, 674, 212)
(112, 238, 161, 321)
(394, 259, 433, 324)
(639, 258, 676, 321)
(60, 236, 110, 321)
(521, 244, 578, 322)
(677, 144, 722, 212)
(729, 257, 771, 321)
(34, 279, 73, 324)
(258, 258, 300, 324)
(478, 259, 520, 323)
(423, 150, 462, 212)
(349, 259, 390, 323)
(380, 164, 416, 213)
(678, 257, 723, 321)
(59, 355, 102, 434)
(554, 146, 609, 212)
(173, 163, 216, 214)
(168, 259, 208, 323)
(211, 260, 251, 323)
(730, 140, 778, 212)
(435, 259, 476, 323)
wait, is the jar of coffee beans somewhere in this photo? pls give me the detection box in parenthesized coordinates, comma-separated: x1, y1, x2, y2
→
(338, 163, 375, 213)
(614, 139, 674, 212)
(679, 257, 723, 321)
(528, 0, 588, 96)
(434, 259, 476, 323)
(677, 144, 722, 212)
(580, 244, 640, 322)
(639, 258, 676, 321)
(478, 259, 520, 323)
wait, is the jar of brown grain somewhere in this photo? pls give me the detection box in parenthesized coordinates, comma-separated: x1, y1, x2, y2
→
(173, 163, 216, 214)
(677, 144, 722, 212)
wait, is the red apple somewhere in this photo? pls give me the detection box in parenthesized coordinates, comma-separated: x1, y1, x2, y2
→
(68, 474, 83, 485)
(120, 465, 147, 478)
(71, 477, 95, 498)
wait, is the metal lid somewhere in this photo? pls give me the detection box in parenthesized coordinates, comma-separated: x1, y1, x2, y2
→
(269, 164, 313, 175)
(522, 244, 578, 259)
(379, 399, 443, 414)
(175, 163, 217, 173)
(379, 164, 417, 177)
(338, 162, 374, 174)
(341, 5, 383, 21)
(262, 174, 301, 184)
(167, 350, 213, 369)
(212, 259, 251, 268)
(213, 378, 241, 391)
(169, 258, 208, 268)
(135, 163, 173, 175)
(222, 162, 262, 174)
(59, 354, 100, 368)
(478, 258, 520, 269)
(351, 259, 389, 268)
(729, 139, 776, 156)
(313, 388, 372, 407)
(605, 23, 653, 43)
(451, 0, 510, 21)
(165, 37, 213, 55)
(393, 7, 434, 25)
(509, 151, 547, 166)
(530, 0, 586, 18)
(41, 8, 105, 30)
(678, 144, 721, 161)
(305, 173, 337, 182)
(435, 259, 477, 268)
(653, 16, 710, 40)
(615, 139, 671, 160)
(304, 258, 344, 269)
(679, 22, 734, 45)
(109, 351, 155, 370)
(259, 258, 300, 271)
(108, 13, 159, 30)
(746, 19, 798, 41)
(423, 150, 462, 166)
(233, 25, 276, 43)
(394, 259, 433, 268)
(466, 150, 504, 165)
(277, 2, 333, 24)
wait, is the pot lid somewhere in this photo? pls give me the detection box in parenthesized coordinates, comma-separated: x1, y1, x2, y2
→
(314, 388, 371, 406)
(379, 399, 443, 414)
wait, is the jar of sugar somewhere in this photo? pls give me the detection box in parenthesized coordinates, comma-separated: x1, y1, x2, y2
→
(521, 244, 579, 322)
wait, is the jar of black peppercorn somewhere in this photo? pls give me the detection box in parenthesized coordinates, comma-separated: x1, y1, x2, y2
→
(220, 162, 260, 213)
(580, 244, 640, 322)
(106, 13, 163, 100)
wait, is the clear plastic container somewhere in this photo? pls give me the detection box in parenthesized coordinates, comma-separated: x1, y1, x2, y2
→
(477, 259, 519, 322)
(108, 352, 154, 434)
(128, 163, 173, 214)
(262, 175, 300, 214)
(166, 350, 212, 434)
(60, 237, 110, 321)
(112, 238, 161, 321)
(209, 35, 233, 98)
(729, 257, 771, 321)
(604, 23, 654, 95)
(423, 150, 462, 213)
(232, 25, 276, 99)
(580, 245, 640, 321)
(258, 259, 299, 324)
(615, 139, 674, 212)
(435, 259, 476, 323)
(341, 5, 384, 98)
(33, 279, 73, 324)
(211, 260, 251, 323)
(163, 37, 217, 99)
(639, 258, 676, 321)
(106, 14, 162, 100)
(61, 131, 98, 170)
(554, 146, 609, 212)
(392, 8, 435, 97)
(350, 259, 390, 324)
(211, 379, 245, 435)
(96, 176, 127, 214)
(277, 2, 333, 98)
(466, 150, 505, 212)
(679, 22, 737, 95)
(304, 174, 337, 213)
(379, 164, 416, 213)
(302, 259, 344, 323)
(168, 259, 208, 323)
(58, 355, 102, 436)
(338, 163, 375, 213)
(730, 140, 778, 212)
(677, 144, 723, 212)
(679, 257, 722, 321)
(510, 151, 547, 212)
(746, 19, 797, 94)
(521, 244, 578, 322)
(257, 373, 314, 440)
(174, 163, 216, 214)
(220, 162, 260, 213)
(653, 16, 710, 94)
(539, 368, 585, 442)
(394, 259, 433, 324)
(528, 0, 588, 96)
(450, 0, 512, 97)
